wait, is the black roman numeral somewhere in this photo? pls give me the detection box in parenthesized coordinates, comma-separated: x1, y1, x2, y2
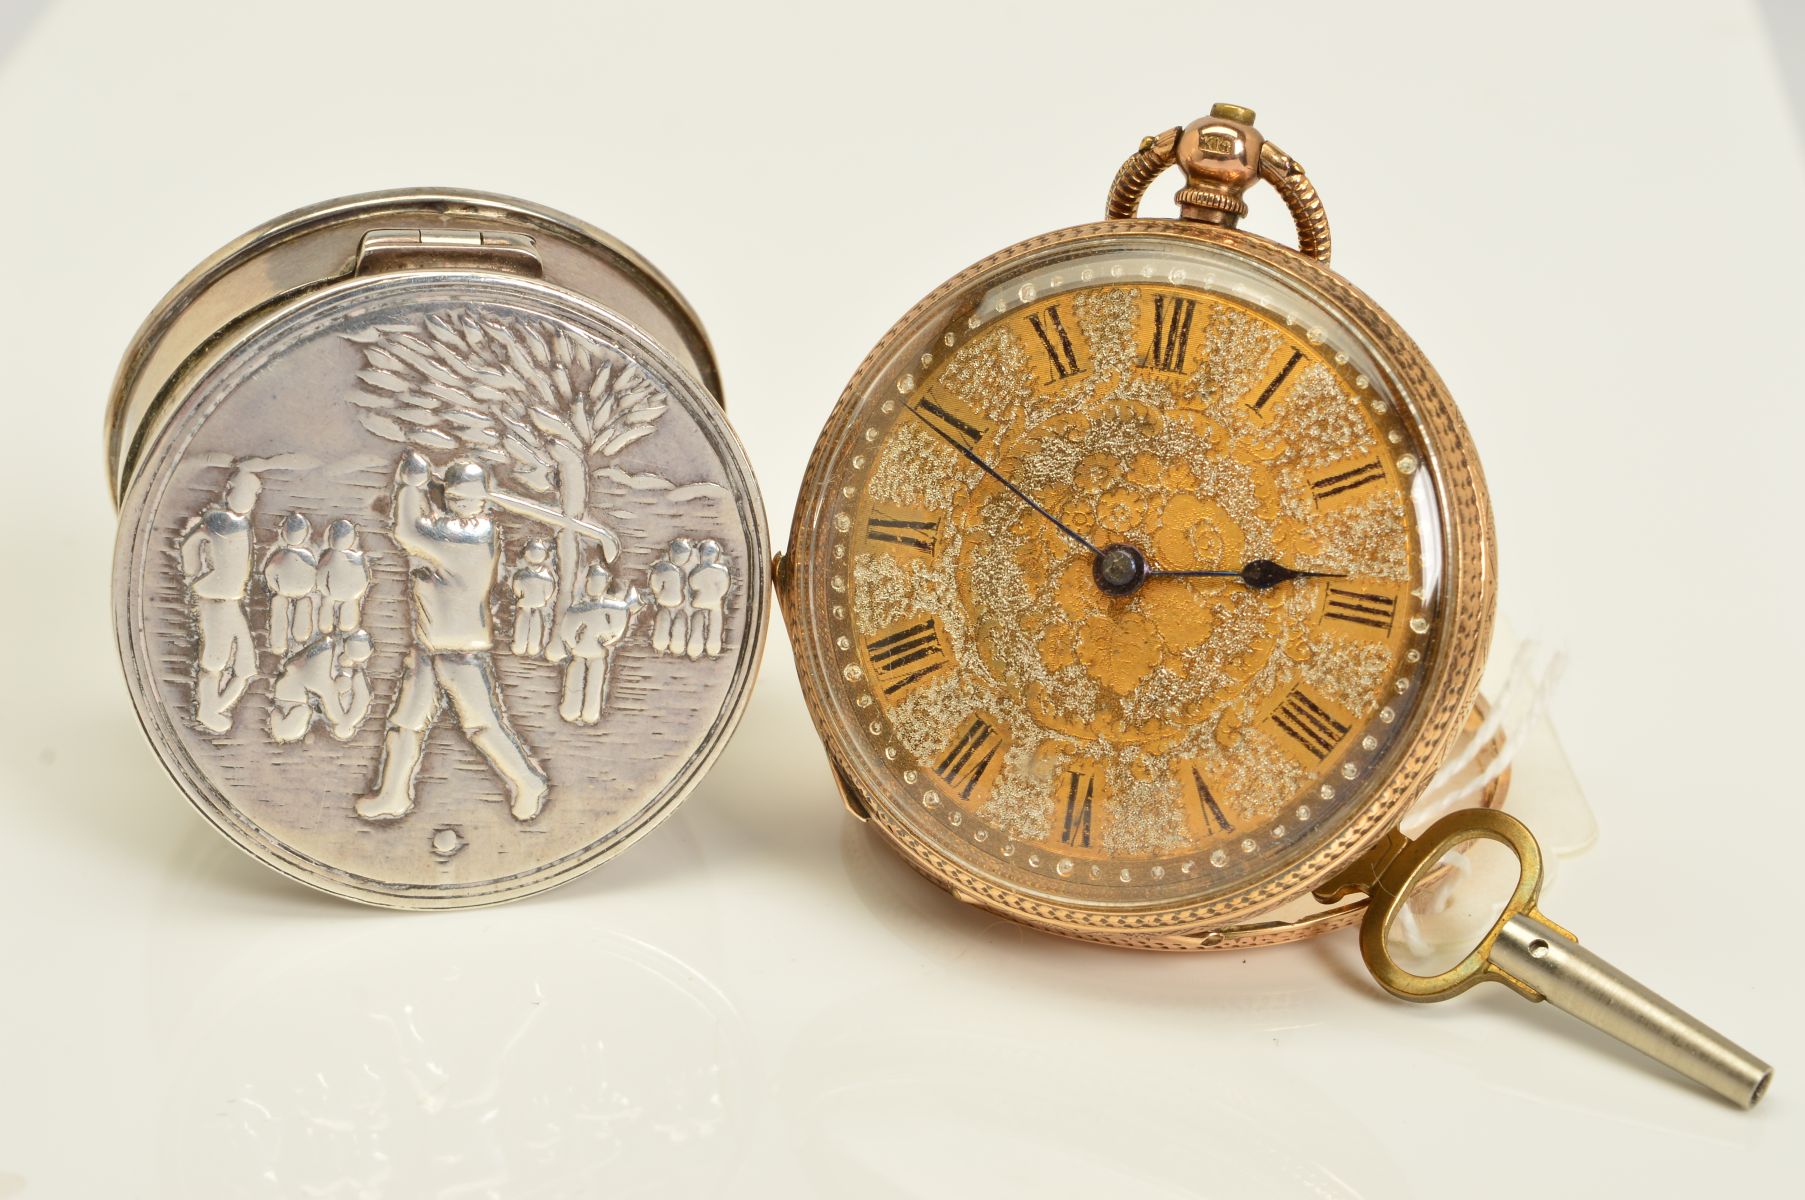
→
(1189, 766, 1234, 836)
(1323, 586, 1397, 632)
(1311, 459, 1385, 503)
(1270, 688, 1350, 761)
(865, 511, 937, 553)
(1028, 305, 1084, 382)
(1147, 295, 1196, 373)
(1059, 771, 1094, 848)
(916, 397, 986, 448)
(866, 620, 947, 694)
(936, 717, 999, 800)
(1250, 349, 1303, 412)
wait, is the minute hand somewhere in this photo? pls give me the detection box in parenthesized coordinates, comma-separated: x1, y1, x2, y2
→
(908, 406, 1099, 556)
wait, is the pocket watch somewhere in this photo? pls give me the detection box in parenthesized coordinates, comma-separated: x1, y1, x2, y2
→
(777, 107, 1771, 1105)
(109, 189, 768, 908)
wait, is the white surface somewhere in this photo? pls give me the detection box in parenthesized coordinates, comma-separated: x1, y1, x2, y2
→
(1, 1, 1800, 1195)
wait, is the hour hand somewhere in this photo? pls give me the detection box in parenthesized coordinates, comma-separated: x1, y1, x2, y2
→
(1148, 558, 1344, 590)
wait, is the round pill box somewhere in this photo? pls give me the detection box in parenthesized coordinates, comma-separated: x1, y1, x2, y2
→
(109, 189, 768, 908)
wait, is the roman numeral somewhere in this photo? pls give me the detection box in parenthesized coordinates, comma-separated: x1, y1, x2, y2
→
(1027, 305, 1084, 382)
(1250, 349, 1303, 413)
(1189, 766, 1234, 836)
(1322, 585, 1397, 632)
(1147, 294, 1197, 373)
(1269, 688, 1350, 761)
(1059, 770, 1095, 848)
(865, 619, 947, 694)
(916, 397, 987, 448)
(936, 716, 999, 800)
(1310, 459, 1386, 504)
(865, 510, 937, 553)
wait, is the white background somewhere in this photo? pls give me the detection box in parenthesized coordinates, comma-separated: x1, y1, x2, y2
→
(1, 1, 1801, 1195)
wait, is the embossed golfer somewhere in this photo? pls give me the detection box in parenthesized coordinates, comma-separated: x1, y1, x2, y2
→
(358, 452, 551, 823)
(509, 539, 557, 658)
(263, 512, 319, 654)
(549, 563, 646, 725)
(649, 538, 693, 654)
(177, 468, 262, 733)
(686, 539, 730, 659)
(317, 518, 369, 634)
(270, 629, 374, 744)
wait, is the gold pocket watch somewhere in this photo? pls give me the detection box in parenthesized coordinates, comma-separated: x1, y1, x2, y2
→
(777, 105, 1771, 1105)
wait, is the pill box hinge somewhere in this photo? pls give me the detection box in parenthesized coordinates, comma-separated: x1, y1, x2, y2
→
(353, 228, 543, 278)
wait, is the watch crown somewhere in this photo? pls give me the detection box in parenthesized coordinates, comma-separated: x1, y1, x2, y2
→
(1174, 106, 1265, 226)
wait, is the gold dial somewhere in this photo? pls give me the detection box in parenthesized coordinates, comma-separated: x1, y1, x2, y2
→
(786, 225, 1492, 941)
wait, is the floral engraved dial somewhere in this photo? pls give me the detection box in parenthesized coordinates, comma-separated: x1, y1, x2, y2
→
(796, 236, 1456, 913)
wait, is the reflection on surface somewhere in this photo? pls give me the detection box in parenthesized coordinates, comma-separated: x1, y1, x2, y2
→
(778, 994, 1409, 1198)
(148, 896, 746, 1196)
(158, 923, 743, 1190)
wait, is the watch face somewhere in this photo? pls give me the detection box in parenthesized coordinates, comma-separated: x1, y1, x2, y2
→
(789, 227, 1490, 931)
(115, 274, 768, 907)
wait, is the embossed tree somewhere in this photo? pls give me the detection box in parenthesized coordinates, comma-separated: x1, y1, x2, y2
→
(344, 310, 666, 622)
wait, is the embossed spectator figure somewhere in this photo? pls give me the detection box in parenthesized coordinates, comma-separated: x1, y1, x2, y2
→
(509, 539, 557, 658)
(178, 468, 262, 733)
(358, 452, 550, 823)
(269, 630, 374, 743)
(648, 538, 693, 655)
(317, 519, 369, 634)
(548, 563, 645, 725)
(263, 512, 319, 655)
(686, 539, 730, 659)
